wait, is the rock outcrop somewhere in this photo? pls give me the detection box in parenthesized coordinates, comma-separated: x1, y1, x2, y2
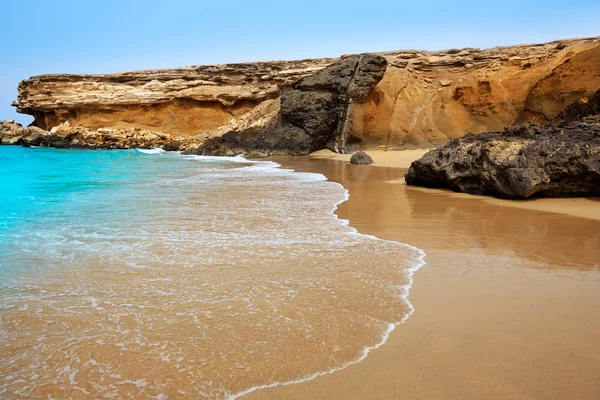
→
(195, 54, 387, 156)
(0, 120, 201, 150)
(405, 90, 600, 199)
(9, 36, 600, 155)
(13, 59, 336, 136)
(555, 89, 600, 125)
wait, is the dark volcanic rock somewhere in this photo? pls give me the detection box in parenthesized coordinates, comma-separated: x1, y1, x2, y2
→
(194, 125, 312, 158)
(350, 151, 374, 164)
(294, 56, 360, 93)
(349, 54, 389, 101)
(405, 121, 600, 199)
(280, 90, 343, 141)
(294, 54, 387, 99)
(555, 89, 600, 125)
(197, 54, 388, 157)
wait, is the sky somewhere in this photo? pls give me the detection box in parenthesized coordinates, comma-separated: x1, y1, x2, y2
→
(1, 0, 599, 124)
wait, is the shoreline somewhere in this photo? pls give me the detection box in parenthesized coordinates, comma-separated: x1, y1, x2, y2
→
(229, 173, 427, 399)
(309, 149, 600, 221)
(244, 153, 600, 399)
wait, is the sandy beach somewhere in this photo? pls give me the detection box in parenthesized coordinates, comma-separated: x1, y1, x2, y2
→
(245, 151, 600, 399)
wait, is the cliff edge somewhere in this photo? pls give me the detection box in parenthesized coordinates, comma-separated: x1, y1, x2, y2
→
(9, 36, 600, 155)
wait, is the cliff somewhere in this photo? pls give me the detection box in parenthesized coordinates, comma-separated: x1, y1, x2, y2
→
(9, 36, 600, 154)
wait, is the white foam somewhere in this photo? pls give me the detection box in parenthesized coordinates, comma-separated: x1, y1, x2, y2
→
(136, 148, 167, 155)
(2, 148, 427, 399)
(187, 154, 252, 163)
(170, 153, 428, 399)
(224, 160, 427, 399)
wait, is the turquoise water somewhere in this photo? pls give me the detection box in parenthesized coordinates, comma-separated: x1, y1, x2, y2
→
(0, 146, 248, 272)
(1, 147, 135, 231)
(0, 146, 423, 399)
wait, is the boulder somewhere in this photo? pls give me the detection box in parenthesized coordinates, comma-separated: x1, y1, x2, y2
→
(405, 121, 600, 199)
(350, 151, 374, 165)
(406, 88, 600, 199)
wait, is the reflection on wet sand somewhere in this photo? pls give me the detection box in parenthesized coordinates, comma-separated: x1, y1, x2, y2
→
(257, 156, 600, 400)
(276, 157, 600, 270)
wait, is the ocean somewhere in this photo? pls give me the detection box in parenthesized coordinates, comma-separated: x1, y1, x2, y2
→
(0, 146, 424, 399)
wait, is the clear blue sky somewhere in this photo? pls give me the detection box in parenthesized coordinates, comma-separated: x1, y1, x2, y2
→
(2, 0, 599, 124)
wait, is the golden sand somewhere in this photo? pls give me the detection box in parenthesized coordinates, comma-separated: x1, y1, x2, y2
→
(311, 149, 600, 221)
(250, 152, 600, 399)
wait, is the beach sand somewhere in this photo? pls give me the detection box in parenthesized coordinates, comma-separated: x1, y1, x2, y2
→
(245, 152, 600, 399)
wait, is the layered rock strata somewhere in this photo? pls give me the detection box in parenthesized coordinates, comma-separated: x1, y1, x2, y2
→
(405, 91, 600, 199)
(9, 36, 600, 154)
(0, 120, 201, 150)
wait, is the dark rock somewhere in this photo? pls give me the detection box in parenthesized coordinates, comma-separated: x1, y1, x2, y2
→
(161, 142, 181, 152)
(556, 43, 567, 50)
(193, 125, 312, 158)
(295, 56, 359, 93)
(294, 54, 387, 101)
(348, 55, 388, 101)
(350, 151, 374, 165)
(405, 120, 600, 199)
(280, 90, 343, 142)
(198, 54, 388, 157)
(555, 89, 600, 125)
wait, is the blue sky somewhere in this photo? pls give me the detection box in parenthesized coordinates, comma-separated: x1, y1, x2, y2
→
(2, 0, 599, 124)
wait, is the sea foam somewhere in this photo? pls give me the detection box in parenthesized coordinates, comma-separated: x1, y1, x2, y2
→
(0, 146, 426, 399)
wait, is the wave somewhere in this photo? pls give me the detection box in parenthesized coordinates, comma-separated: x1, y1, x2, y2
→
(1, 146, 427, 399)
(136, 146, 428, 398)
(229, 175, 426, 399)
(135, 148, 167, 155)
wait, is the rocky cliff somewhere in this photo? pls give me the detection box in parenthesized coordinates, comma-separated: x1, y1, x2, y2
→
(8, 36, 600, 154)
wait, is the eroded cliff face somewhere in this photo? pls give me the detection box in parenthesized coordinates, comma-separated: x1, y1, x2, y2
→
(14, 59, 336, 136)
(11, 36, 600, 154)
(349, 37, 600, 148)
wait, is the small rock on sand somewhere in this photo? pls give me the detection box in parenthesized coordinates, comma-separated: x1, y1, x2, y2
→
(350, 151, 374, 165)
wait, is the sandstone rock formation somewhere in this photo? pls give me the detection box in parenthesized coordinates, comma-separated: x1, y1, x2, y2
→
(350, 37, 600, 149)
(405, 90, 600, 199)
(9, 36, 600, 155)
(0, 120, 200, 150)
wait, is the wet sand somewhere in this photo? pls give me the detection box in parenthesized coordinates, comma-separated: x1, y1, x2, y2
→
(248, 155, 600, 399)
(310, 149, 600, 221)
